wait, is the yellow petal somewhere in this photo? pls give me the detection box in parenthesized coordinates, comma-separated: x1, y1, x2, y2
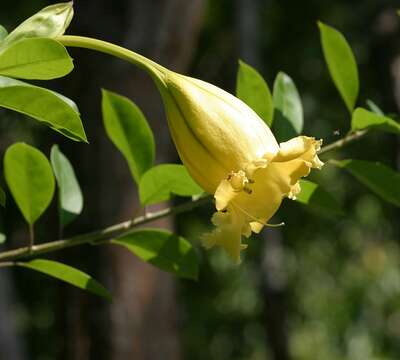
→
(215, 179, 236, 211)
(201, 206, 247, 264)
(274, 136, 323, 169)
(234, 136, 323, 227)
(203, 135, 323, 262)
(215, 170, 249, 211)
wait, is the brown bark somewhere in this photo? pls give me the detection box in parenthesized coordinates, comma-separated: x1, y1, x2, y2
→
(58, 1, 205, 360)
(235, 1, 291, 359)
(0, 271, 26, 360)
(260, 230, 290, 360)
(109, 2, 205, 359)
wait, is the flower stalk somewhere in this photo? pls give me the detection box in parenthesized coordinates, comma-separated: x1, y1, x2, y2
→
(57, 35, 167, 86)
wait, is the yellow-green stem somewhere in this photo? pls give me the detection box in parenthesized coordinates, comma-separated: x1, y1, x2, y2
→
(57, 35, 168, 87)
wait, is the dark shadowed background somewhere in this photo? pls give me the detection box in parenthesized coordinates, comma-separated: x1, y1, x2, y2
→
(0, 0, 399, 359)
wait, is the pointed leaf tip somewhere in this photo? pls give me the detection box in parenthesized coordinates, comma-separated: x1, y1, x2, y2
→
(318, 21, 359, 113)
(17, 259, 112, 301)
(272, 71, 303, 142)
(51, 145, 83, 226)
(236, 60, 273, 126)
(1, 2, 74, 47)
(102, 89, 155, 183)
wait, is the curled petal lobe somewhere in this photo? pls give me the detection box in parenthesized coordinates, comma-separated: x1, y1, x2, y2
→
(204, 136, 323, 263)
(215, 170, 249, 211)
(201, 206, 248, 264)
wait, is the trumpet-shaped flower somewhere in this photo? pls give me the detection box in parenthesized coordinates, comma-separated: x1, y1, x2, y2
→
(159, 71, 323, 263)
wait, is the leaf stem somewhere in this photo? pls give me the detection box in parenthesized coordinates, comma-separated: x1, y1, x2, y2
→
(28, 224, 34, 253)
(57, 35, 167, 87)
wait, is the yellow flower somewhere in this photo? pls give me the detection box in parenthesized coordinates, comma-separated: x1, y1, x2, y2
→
(159, 71, 323, 263)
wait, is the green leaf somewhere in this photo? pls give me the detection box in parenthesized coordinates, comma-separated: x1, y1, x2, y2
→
(4, 143, 55, 224)
(0, 26, 8, 42)
(0, 76, 86, 142)
(351, 108, 400, 134)
(295, 179, 343, 215)
(0, 233, 6, 244)
(332, 159, 400, 207)
(17, 259, 111, 301)
(139, 164, 203, 205)
(102, 89, 155, 183)
(112, 229, 198, 280)
(236, 60, 273, 126)
(2, 2, 73, 48)
(50, 145, 83, 226)
(0, 38, 73, 80)
(0, 185, 5, 207)
(272, 72, 303, 142)
(366, 99, 384, 115)
(318, 22, 359, 113)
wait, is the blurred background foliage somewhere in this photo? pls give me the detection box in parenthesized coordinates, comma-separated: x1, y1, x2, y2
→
(0, 0, 399, 360)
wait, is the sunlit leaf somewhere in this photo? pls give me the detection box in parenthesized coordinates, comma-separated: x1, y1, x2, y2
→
(332, 159, 400, 207)
(236, 60, 273, 126)
(318, 22, 359, 113)
(0, 38, 73, 80)
(295, 179, 343, 215)
(139, 164, 203, 205)
(2, 2, 73, 48)
(351, 108, 400, 134)
(112, 229, 199, 280)
(50, 145, 83, 226)
(17, 259, 111, 301)
(272, 72, 303, 141)
(0, 233, 6, 244)
(4, 143, 55, 224)
(102, 89, 155, 183)
(0, 76, 86, 142)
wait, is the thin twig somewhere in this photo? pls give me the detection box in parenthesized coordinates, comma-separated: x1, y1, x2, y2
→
(0, 196, 211, 262)
(0, 261, 15, 268)
(318, 130, 367, 155)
